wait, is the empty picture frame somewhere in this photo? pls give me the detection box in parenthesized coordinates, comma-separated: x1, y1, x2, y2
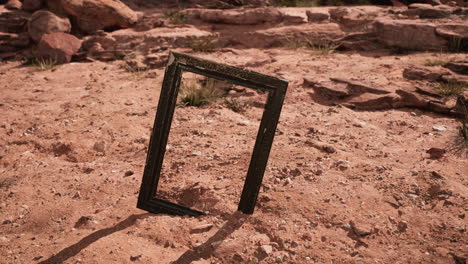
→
(137, 51, 288, 216)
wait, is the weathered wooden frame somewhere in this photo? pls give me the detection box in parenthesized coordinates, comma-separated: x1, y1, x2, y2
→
(137, 51, 288, 216)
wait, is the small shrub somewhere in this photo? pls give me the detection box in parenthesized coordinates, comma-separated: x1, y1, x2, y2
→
(273, 0, 374, 6)
(224, 98, 250, 113)
(117, 51, 147, 74)
(457, 97, 468, 140)
(273, 0, 319, 7)
(424, 58, 452, 67)
(448, 37, 468, 53)
(450, 96, 468, 156)
(32, 57, 57, 71)
(164, 10, 186, 24)
(285, 36, 337, 55)
(122, 61, 147, 74)
(435, 82, 467, 96)
(178, 78, 225, 107)
(459, 115, 467, 141)
(308, 43, 338, 55)
(390, 46, 414, 55)
(188, 36, 217, 52)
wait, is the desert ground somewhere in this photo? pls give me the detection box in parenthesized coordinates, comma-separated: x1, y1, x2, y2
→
(1, 0, 467, 263)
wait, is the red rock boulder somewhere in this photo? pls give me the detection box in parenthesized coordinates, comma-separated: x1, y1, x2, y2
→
(37, 32, 82, 64)
(22, 0, 43, 12)
(27, 10, 71, 42)
(59, 0, 138, 33)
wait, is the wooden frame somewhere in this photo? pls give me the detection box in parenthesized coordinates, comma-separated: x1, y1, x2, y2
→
(137, 51, 288, 216)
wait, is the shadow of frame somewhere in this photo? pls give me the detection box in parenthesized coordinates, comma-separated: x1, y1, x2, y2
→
(39, 213, 152, 264)
(172, 211, 248, 264)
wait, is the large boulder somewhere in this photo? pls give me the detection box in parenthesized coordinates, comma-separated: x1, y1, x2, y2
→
(5, 0, 22, 10)
(22, 0, 43, 12)
(27, 10, 71, 42)
(59, 0, 138, 33)
(374, 19, 447, 50)
(37, 32, 82, 64)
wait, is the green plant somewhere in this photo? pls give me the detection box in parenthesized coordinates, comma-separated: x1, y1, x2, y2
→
(122, 61, 147, 74)
(308, 43, 338, 55)
(188, 36, 217, 52)
(178, 78, 226, 107)
(273, 0, 319, 7)
(448, 37, 468, 53)
(164, 10, 186, 24)
(457, 97, 467, 139)
(435, 82, 467, 96)
(424, 58, 452, 67)
(285, 36, 337, 55)
(116, 51, 148, 74)
(30, 57, 57, 71)
(273, 0, 375, 6)
(224, 98, 250, 113)
(450, 96, 468, 156)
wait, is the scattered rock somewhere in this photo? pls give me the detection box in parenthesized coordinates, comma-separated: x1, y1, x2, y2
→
(81, 35, 117, 52)
(190, 223, 214, 234)
(305, 140, 336, 154)
(259, 244, 273, 256)
(37, 32, 82, 64)
(50, 142, 73, 156)
(432, 125, 447, 131)
(83, 167, 94, 174)
(335, 160, 350, 171)
(74, 216, 92, 228)
(125, 56, 148, 71)
(430, 171, 444, 179)
(350, 220, 373, 237)
(130, 255, 142, 261)
(124, 170, 134, 177)
(60, 0, 138, 33)
(93, 141, 106, 153)
(426, 147, 446, 159)
(397, 220, 408, 232)
(144, 54, 169, 69)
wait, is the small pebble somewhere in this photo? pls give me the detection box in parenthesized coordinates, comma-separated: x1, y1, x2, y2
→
(432, 125, 447, 132)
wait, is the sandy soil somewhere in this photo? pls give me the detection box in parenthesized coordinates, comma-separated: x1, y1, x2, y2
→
(0, 48, 467, 264)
